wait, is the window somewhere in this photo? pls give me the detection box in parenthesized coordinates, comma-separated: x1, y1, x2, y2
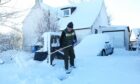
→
(61, 7, 76, 17)
(63, 9, 71, 17)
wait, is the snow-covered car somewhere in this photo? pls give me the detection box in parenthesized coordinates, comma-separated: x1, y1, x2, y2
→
(99, 41, 114, 56)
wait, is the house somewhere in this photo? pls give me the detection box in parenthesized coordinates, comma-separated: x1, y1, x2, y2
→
(22, 0, 109, 51)
(99, 26, 130, 50)
(59, 0, 109, 41)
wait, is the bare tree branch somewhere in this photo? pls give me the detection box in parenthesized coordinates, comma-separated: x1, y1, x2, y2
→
(36, 8, 59, 37)
(0, 0, 24, 51)
(0, 0, 11, 5)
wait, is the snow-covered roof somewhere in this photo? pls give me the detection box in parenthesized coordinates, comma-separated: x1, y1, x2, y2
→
(101, 25, 130, 32)
(59, 0, 103, 30)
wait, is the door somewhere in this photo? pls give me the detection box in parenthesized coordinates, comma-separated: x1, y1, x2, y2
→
(104, 31, 125, 48)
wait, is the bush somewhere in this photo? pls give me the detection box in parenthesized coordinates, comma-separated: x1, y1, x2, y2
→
(0, 32, 22, 52)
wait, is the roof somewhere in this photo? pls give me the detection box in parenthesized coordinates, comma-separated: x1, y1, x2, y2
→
(59, 0, 104, 30)
(101, 25, 130, 32)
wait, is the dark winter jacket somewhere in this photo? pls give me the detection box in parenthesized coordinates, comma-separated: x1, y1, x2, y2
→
(60, 29, 77, 47)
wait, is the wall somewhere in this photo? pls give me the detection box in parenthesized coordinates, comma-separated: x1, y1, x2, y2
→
(91, 2, 109, 33)
(100, 26, 130, 50)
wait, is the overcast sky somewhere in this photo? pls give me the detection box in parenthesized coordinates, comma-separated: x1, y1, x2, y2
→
(105, 0, 140, 29)
(44, 0, 140, 29)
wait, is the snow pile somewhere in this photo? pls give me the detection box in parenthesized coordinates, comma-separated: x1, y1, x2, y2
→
(0, 50, 62, 84)
(75, 33, 110, 58)
(0, 50, 18, 63)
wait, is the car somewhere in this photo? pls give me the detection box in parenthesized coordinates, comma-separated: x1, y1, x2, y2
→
(99, 41, 114, 56)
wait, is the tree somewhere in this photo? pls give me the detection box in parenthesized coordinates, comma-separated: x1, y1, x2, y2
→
(0, 0, 11, 5)
(0, 0, 23, 51)
(0, 31, 22, 51)
(36, 8, 59, 38)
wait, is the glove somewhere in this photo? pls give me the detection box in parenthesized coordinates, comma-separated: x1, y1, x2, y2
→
(72, 40, 77, 46)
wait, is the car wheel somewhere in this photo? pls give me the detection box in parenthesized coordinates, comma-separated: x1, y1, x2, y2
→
(102, 50, 107, 56)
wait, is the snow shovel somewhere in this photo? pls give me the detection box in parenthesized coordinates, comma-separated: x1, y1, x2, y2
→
(46, 45, 72, 64)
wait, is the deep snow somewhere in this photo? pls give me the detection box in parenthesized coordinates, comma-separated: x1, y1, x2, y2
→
(0, 34, 140, 84)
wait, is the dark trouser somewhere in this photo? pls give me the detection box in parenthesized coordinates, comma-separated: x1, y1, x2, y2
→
(64, 46, 75, 70)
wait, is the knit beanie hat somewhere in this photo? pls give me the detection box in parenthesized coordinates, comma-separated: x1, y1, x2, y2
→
(67, 22, 73, 28)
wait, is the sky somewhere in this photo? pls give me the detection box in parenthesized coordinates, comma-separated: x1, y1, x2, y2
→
(105, 0, 140, 29)
(44, 0, 140, 29)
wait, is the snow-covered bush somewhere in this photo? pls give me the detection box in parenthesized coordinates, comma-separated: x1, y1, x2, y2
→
(36, 9, 59, 37)
(0, 32, 22, 52)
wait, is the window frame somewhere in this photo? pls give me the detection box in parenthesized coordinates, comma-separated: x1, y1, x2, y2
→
(63, 9, 71, 17)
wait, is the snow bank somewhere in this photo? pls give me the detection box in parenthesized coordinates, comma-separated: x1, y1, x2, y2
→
(0, 50, 62, 84)
(0, 50, 18, 63)
(75, 34, 110, 58)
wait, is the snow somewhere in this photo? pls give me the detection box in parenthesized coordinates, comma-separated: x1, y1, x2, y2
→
(0, 0, 36, 31)
(43, 0, 70, 7)
(22, 2, 49, 48)
(1, 34, 140, 84)
(22, 6, 45, 46)
(1, 0, 35, 10)
(59, 0, 103, 30)
(75, 33, 111, 57)
(0, 26, 13, 34)
(22, 1, 58, 50)
(42, 32, 61, 52)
